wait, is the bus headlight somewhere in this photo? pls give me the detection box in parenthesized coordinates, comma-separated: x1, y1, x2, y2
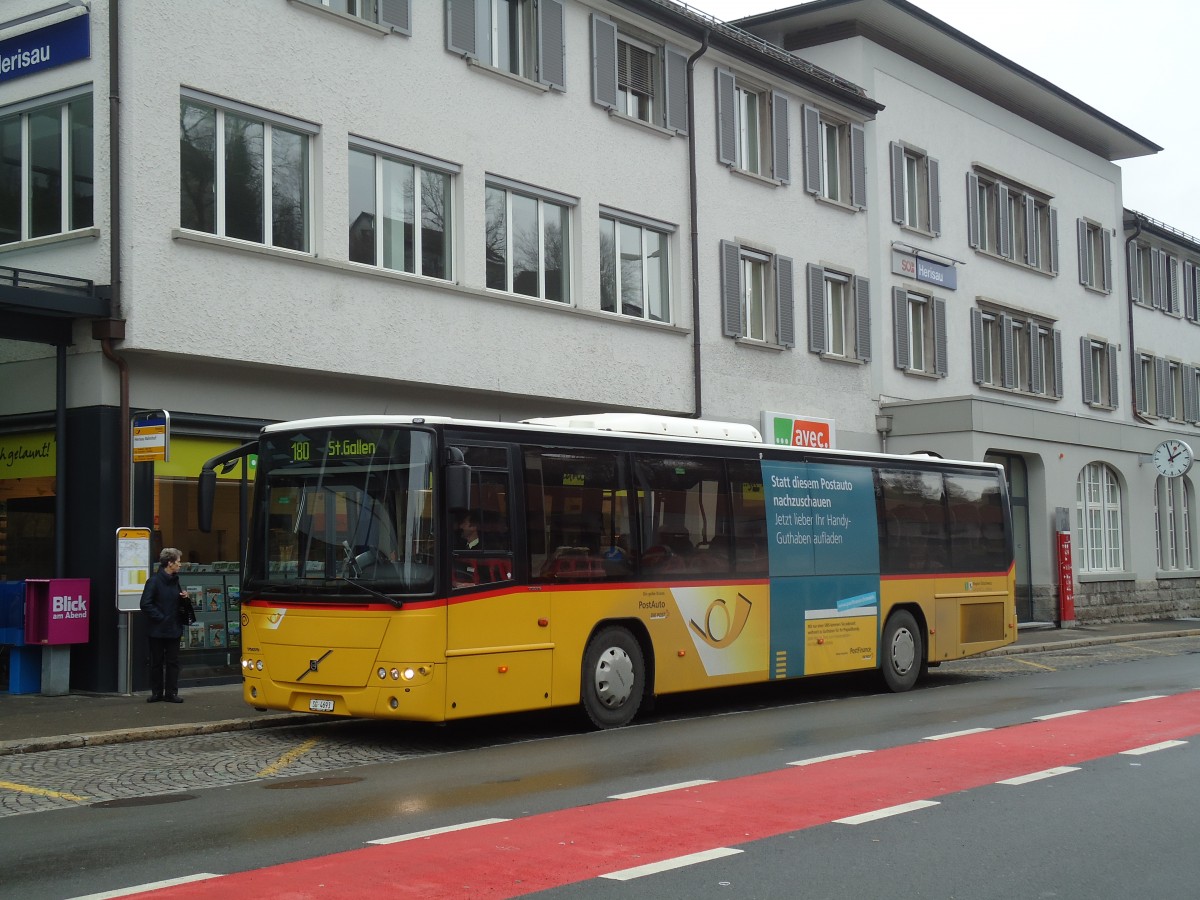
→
(378, 667, 387, 680)
(402, 668, 415, 681)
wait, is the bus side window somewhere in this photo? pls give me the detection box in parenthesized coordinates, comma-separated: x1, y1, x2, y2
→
(878, 469, 949, 573)
(634, 455, 727, 578)
(449, 445, 514, 588)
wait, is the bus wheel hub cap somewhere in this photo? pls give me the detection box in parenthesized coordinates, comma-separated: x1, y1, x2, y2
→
(595, 647, 634, 708)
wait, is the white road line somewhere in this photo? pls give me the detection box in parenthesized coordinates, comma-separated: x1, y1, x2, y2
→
(923, 727, 992, 741)
(609, 779, 715, 800)
(787, 749, 873, 767)
(998, 766, 1080, 785)
(1120, 695, 1166, 703)
(600, 847, 743, 880)
(1033, 710, 1087, 721)
(70, 875, 220, 899)
(367, 818, 509, 845)
(1120, 740, 1188, 756)
(835, 799, 940, 825)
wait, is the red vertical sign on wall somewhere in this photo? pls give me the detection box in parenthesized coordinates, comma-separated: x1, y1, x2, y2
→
(1056, 531, 1075, 625)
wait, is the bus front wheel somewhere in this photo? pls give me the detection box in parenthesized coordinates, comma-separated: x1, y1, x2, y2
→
(880, 610, 925, 693)
(581, 626, 645, 729)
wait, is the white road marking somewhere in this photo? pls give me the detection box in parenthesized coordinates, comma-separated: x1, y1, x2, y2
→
(1032, 710, 1087, 721)
(1120, 740, 1187, 755)
(787, 749, 873, 767)
(835, 799, 940, 824)
(923, 727, 992, 741)
(601, 847, 743, 880)
(1120, 695, 1166, 703)
(368, 818, 509, 844)
(998, 766, 1080, 785)
(609, 779, 715, 800)
(70, 874, 220, 899)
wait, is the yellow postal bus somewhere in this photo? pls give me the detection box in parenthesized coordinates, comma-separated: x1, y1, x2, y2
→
(199, 413, 1016, 728)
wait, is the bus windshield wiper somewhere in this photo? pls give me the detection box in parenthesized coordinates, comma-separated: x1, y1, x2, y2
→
(339, 576, 404, 608)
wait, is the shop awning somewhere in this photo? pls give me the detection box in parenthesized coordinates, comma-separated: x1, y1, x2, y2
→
(0, 265, 111, 345)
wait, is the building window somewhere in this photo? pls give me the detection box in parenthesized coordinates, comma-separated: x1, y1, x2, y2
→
(889, 142, 940, 234)
(590, 17, 688, 134)
(446, 0, 565, 90)
(485, 179, 572, 302)
(966, 170, 1058, 272)
(599, 210, 671, 322)
(1187, 365, 1200, 424)
(803, 105, 865, 206)
(1135, 353, 1158, 416)
(1165, 359, 1184, 421)
(309, 0, 410, 31)
(970, 308, 1061, 396)
(1182, 259, 1199, 323)
(1080, 338, 1119, 409)
(0, 90, 93, 247)
(715, 70, 789, 182)
(1075, 463, 1123, 573)
(1076, 218, 1112, 292)
(720, 240, 794, 347)
(893, 288, 946, 376)
(806, 264, 870, 361)
(347, 142, 455, 280)
(179, 93, 312, 252)
(1155, 476, 1195, 572)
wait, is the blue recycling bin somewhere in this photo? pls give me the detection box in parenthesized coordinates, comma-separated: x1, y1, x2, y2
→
(1, 581, 41, 694)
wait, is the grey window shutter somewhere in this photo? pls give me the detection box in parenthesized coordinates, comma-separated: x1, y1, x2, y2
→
(997, 184, 1011, 259)
(1168, 256, 1180, 313)
(720, 240, 742, 338)
(928, 157, 940, 235)
(1076, 219, 1088, 285)
(590, 16, 618, 109)
(1101, 228, 1112, 292)
(771, 92, 790, 184)
(1052, 329, 1063, 399)
(854, 276, 871, 362)
(1080, 337, 1094, 404)
(802, 105, 821, 195)
(379, 0, 410, 33)
(807, 264, 826, 353)
(1107, 344, 1119, 408)
(933, 297, 947, 376)
(1151, 247, 1163, 308)
(1134, 355, 1147, 413)
(893, 287, 910, 370)
(715, 69, 737, 167)
(537, 0, 565, 90)
(970, 308, 985, 384)
(889, 142, 905, 224)
(966, 172, 980, 249)
(664, 46, 688, 134)
(1184, 261, 1196, 319)
(1024, 195, 1038, 267)
(1029, 322, 1044, 394)
(446, 0, 477, 57)
(1000, 313, 1015, 388)
(1156, 357, 1171, 415)
(850, 123, 866, 209)
(1183, 365, 1200, 422)
(1048, 206, 1059, 274)
(776, 255, 795, 348)
(1128, 241, 1142, 303)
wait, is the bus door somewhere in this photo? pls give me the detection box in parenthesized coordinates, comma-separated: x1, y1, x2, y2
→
(444, 442, 550, 717)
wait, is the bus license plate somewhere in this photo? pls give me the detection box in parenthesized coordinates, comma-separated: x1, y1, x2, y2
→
(309, 698, 335, 712)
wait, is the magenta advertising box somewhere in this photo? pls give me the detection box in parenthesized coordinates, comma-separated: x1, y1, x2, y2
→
(24, 578, 91, 645)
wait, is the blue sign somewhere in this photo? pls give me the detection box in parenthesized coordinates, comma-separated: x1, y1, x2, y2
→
(0, 12, 91, 84)
(916, 255, 957, 290)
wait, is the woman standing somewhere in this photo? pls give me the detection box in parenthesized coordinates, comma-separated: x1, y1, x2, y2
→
(139, 547, 192, 703)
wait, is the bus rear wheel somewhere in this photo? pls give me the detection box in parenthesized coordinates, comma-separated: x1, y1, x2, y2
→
(880, 609, 925, 692)
(581, 626, 645, 729)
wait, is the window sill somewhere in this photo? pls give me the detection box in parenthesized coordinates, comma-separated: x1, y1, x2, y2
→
(286, 0, 391, 35)
(1081, 283, 1111, 297)
(606, 108, 676, 139)
(729, 167, 782, 189)
(1083, 401, 1117, 412)
(899, 367, 941, 379)
(1077, 572, 1135, 583)
(971, 246, 1056, 278)
(465, 57, 550, 93)
(817, 352, 866, 366)
(1155, 569, 1200, 580)
(0, 227, 100, 255)
(735, 337, 788, 352)
(814, 194, 860, 214)
(978, 382, 1059, 402)
(898, 223, 939, 240)
(173, 228, 315, 262)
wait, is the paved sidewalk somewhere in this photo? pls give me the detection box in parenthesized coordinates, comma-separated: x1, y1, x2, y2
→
(1, 619, 1197, 756)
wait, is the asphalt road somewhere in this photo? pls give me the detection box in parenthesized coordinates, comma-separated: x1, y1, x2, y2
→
(1, 636, 1198, 899)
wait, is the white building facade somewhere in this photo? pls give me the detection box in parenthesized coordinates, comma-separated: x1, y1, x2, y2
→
(0, 0, 1196, 691)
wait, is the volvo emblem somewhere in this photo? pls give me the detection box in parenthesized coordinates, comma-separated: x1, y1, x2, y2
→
(296, 649, 332, 681)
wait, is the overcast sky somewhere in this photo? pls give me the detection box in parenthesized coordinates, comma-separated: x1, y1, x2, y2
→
(685, 0, 1199, 238)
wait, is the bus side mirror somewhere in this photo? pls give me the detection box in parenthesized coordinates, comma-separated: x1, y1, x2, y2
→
(198, 469, 216, 533)
(446, 448, 471, 512)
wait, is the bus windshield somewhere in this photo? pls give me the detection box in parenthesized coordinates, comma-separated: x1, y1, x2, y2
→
(245, 426, 436, 598)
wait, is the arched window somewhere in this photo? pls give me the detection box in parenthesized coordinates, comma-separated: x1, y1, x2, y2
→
(1075, 463, 1123, 572)
(1155, 475, 1196, 571)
